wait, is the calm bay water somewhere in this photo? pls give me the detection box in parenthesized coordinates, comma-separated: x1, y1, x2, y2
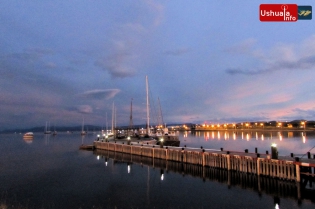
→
(0, 131, 315, 209)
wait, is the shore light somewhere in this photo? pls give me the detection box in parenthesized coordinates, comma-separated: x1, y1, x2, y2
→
(271, 143, 277, 147)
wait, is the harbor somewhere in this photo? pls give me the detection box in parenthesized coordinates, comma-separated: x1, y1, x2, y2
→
(1, 131, 315, 208)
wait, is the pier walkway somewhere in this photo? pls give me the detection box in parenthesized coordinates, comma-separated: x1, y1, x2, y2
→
(93, 140, 315, 182)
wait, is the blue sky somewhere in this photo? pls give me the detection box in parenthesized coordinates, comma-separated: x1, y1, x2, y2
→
(1, 0, 314, 130)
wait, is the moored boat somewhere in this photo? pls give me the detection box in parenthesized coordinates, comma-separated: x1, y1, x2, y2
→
(155, 128, 180, 146)
(23, 132, 34, 137)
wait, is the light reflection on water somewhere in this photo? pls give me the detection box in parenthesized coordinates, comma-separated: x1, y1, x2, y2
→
(0, 132, 315, 209)
(180, 131, 315, 156)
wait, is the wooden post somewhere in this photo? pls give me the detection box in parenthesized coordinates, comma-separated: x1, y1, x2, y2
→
(202, 151, 205, 167)
(227, 154, 231, 170)
(295, 163, 300, 182)
(152, 147, 155, 159)
(257, 158, 260, 176)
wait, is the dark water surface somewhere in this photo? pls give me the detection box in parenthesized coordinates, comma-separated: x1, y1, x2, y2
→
(0, 131, 315, 209)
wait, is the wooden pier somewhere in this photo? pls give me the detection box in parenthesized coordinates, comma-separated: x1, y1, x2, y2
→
(93, 141, 315, 182)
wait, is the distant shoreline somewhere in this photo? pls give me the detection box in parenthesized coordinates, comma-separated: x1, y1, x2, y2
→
(193, 128, 315, 132)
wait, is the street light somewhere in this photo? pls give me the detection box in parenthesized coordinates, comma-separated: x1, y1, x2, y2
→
(278, 122, 282, 129)
(301, 121, 306, 130)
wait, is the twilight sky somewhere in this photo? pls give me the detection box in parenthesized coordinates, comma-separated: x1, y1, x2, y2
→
(1, 0, 315, 130)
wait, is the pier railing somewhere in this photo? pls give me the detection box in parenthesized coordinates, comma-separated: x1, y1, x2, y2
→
(93, 141, 315, 182)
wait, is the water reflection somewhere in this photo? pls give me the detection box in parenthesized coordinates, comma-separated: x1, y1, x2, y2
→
(94, 149, 315, 205)
(186, 131, 315, 156)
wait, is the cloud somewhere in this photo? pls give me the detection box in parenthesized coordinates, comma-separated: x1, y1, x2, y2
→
(77, 89, 121, 100)
(45, 62, 57, 69)
(225, 35, 315, 75)
(77, 105, 93, 114)
(95, 53, 136, 78)
(25, 48, 54, 56)
(144, 0, 164, 26)
(93, 1, 165, 78)
(164, 48, 191, 56)
(292, 108, 315, 118)
(224, 38, 257, 54)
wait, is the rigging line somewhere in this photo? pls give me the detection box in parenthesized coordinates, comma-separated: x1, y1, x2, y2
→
(301, 144, 315, 158)
(158, 97, 164, 127)
(148, 85, 159, 126)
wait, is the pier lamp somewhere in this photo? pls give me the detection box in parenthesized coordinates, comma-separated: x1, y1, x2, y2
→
(160, 138, 164, 148)
(127, 136, 131, 145)
(97, 134, 100, 141)
(271, 143, 278, 159)
(105, 135, 108, 142)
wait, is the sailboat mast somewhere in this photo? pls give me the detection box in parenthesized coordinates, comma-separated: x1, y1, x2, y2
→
(146, 76, 150, 135)
(82, 118, 84, 132)
(129, 98, 133, 130)
(106, 112, 108, 132)
(111, 102, 114, 133)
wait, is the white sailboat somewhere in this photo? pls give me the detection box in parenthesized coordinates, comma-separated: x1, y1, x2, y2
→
(145, 76, 179, 146)
(81, 118, 86, 135)
(52, 124, 57, 136)
(44, 121, 51, 134)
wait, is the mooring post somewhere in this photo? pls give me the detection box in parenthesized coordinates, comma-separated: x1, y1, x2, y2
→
(307, 152, 311, 159)
(257, 158, 260, 176)
(271, 144, 278, 159)
(291, 153, 294, 158)
(255, 147, 258, 153)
